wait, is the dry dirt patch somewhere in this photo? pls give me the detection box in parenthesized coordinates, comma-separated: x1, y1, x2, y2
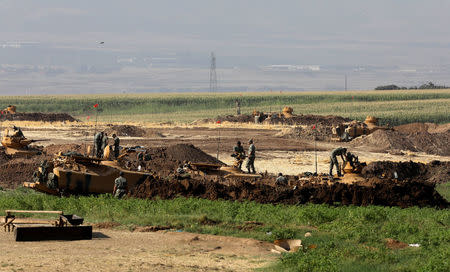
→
(0, 229, 276, 272)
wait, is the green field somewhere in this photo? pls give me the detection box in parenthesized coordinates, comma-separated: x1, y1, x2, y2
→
(1, 189, 449, 272)
(1, 89, 449, 125)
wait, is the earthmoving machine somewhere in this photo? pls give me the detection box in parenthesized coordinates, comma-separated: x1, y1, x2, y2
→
(3, 105, 16, 114)
(2, 209, 92, 241)
(1, 128, 42, 155)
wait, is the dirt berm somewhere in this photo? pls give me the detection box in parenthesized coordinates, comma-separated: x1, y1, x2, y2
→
(351, 129, 450, 156)
(0, 112, 77, 122)
(362, 161, 449, 183)
(200, 114, 351, 126)
(130, 175, 448, 208)
(104, 125, 164, 138)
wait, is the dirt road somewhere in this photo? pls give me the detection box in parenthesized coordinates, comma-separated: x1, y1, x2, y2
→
(0, 228, 276, 271)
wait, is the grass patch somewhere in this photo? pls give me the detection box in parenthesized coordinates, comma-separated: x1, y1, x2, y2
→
(436, 183, 450, 202)
(0, 189, 449, 271)
(0, 90, 449, 125)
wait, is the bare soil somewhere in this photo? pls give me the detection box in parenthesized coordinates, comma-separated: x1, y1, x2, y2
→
(0, 229, 275, 271)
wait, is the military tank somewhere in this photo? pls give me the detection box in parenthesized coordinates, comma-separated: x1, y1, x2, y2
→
(1, 128, 42, 155)
(24, 153, 151, 195)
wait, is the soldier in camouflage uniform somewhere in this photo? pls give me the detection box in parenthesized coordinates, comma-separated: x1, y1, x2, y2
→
(100, 132, 108, 157)
(231, 141, 245, 170)
(329, 147, 347, 177)
(246, 139, 256, 174)
(94, 131, 103, 158)
(276, 173, 288, 185)
(112, 134, 120, 159)
(113, 172, 128, 199)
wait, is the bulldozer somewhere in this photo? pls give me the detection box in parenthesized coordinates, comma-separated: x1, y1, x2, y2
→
(1, 128, 42, 155)
(3, 105, 16, 114)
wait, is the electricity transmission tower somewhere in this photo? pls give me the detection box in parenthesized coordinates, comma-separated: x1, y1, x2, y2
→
(209, 52, 217, 93)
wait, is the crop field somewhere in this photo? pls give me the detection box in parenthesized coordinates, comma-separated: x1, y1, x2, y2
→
(0, 89, 449, 125)
(0, 189, 449, 272)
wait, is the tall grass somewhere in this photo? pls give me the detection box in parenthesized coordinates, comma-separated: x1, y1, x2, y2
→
(0, 189, 449, 272)
(0, 90, 449, 125)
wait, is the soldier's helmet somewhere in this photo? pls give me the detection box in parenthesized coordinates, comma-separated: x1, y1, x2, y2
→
(119, 171, 124, 176)
(237, 141, 241, 145)
(248, 139, 253, 144)
(112, 134, 116, 138)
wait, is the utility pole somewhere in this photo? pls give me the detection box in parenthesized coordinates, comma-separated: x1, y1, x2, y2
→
(209, 52, 217, 93)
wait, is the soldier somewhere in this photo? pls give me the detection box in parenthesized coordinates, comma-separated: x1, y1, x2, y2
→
(329, 147, 347, 177)
(94, 131, 103, 158)
(345, 151, 359, 167)
(12, 126, 24, 139)
(231, 141, 245, 170)
(137, 151, 145, 171)
(235, 99, 241, 115)
(276, 173, 288, 185)
(246, 139, 256, 174)
(176, 164, 190, 179)
(112, 134, 120, 159)
(101, 132, 109, 157)
(113, 172, 128, 199)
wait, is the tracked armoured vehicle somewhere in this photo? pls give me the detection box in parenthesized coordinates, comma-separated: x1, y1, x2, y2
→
(24, 152, 151, 195)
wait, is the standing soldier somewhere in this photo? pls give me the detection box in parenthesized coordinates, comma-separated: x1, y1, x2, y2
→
(112, 134, 120, 159)
(94, 131, 103, 158)
(101, 132, 108, 157)
(246, 139, 256, 174)
(113, 172, 128, 199)
(235, 99, 241, 115)
(231, 141, 245, 170)
(329, 147, 347, 177)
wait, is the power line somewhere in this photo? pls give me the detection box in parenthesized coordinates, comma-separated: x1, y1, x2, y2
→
(209, 52, 217, 93)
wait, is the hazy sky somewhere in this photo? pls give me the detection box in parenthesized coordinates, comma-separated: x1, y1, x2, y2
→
(1, 0, 450, 93)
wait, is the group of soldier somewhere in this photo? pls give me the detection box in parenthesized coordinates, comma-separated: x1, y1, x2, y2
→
(111, 137, 357, 199)
(231, 139, 256, 174)
(93, 131, 120, 159)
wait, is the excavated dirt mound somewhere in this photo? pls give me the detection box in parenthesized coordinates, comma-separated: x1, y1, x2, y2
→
(351, 129, 450, 156)
(263, 114, 352, 126)
(394, 122, 450, 134)
(121, 144, 225, 176)
(104, 125, 164, 138)
(0, 112, 77, 122)
(362, 161, 450, 184)
(201, 114, 352, 126)
(43, 144, 88, 156)
(0, 150, 50, 189)
(276, 125, 333, 141)
(130, 175, 448, 208)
